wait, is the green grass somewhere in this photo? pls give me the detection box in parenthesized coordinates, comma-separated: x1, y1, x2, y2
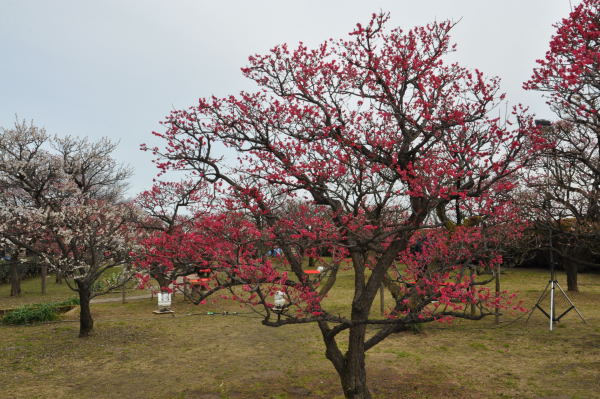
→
(0, 268, 599, 398)
(0, 274, 75, 307)
(0, 272, 149, 309)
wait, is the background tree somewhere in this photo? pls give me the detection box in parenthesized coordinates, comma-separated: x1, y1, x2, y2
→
(134, 179, 214, 292)
(523, 0, 600, 291)
(145, 14, 545, 398)
(0, 119, 138, 337)
(0, 120, 58, 296)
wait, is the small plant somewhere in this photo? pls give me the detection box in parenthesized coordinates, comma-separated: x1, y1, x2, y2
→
(469, 342, 489, 351)
(1, 297, 79, 325)
(2, 303, 59, 325)
(55, 297, 80, 307)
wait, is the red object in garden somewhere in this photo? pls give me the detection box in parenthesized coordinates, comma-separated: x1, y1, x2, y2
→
(186, 276, 211, 290)
(187, 278, 210, 284)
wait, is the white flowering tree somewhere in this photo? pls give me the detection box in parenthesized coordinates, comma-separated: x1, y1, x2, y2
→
(0, 120, 139, 337)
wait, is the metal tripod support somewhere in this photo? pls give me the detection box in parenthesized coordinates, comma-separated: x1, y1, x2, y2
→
(526, 276, 586, 331)
(527, 148, 586, 331)
(526, 216, 586, 330)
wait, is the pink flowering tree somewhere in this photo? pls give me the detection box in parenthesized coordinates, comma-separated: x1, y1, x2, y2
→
(0, 120, 138, 337)
(134, 180, 215, 291)
(144, 14, 544, 398)
(523, 0, 600, 291)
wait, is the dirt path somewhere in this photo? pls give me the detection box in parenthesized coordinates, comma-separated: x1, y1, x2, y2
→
(91, 294, 153, 303)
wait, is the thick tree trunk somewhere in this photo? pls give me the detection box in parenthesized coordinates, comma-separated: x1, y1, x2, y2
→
(76, 281, 94, 337)
(9, 261, 21, 296)
(319, 317, 373, 399)
(55, 270, 63, 284)
(564, 259, 578, 292)
(340, 325, 372, 399)
(155, 275, 170, 292)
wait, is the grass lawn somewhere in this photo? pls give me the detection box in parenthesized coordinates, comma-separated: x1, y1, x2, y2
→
(1, 268, 599, 398)
(0, 273, 150, 309)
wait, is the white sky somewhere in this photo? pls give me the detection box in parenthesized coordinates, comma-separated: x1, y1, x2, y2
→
(0, 0, 573, 197)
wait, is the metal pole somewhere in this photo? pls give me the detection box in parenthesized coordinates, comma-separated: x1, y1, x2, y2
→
(546, 151, 555, 332)
(556, 282, 586, 322)
(548, 222, 555, 331)
(525, 280, 550, 324)
(549, 280, 555, 331)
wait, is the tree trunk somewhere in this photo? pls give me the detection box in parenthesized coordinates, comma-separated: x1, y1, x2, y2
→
(319, 317, 372, 399)
(339, 325, 371, 399)
(155, 275, 170, 292)
(564, 259, 578, 292)
(9, 261, 21, 296)
(382, 272, 402, 301)
(55, 270, 63, 284)
(40, 262, 47, 295)
(318, 263, 339, 298)
(76, 281, 94, 337)
(468, 264, 477, 317)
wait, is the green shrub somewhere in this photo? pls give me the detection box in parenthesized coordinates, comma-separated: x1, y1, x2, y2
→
(55, 297, 80, 306)
(1, 297, 79, 325)
(2, 303, 59, 325)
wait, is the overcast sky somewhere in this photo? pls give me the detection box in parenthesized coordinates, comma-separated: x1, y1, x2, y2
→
(0, 0, 573, 197)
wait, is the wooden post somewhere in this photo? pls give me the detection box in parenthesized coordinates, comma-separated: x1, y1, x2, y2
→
(10, 248, 21, 297)
(9, 260, 21, 296)
(495, 263, 501, 325)
(380, 283, 385, 315)
(40, 258, 47, 295)
(470, 266, 476, 318)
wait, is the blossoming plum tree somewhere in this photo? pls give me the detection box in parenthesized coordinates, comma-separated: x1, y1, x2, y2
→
(144, 14, 545, 398)
(0, 120, 138, 337)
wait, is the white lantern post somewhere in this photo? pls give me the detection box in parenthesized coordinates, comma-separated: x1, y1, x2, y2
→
(153, 292, 174, 314)
(273, 291, 286, 312)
